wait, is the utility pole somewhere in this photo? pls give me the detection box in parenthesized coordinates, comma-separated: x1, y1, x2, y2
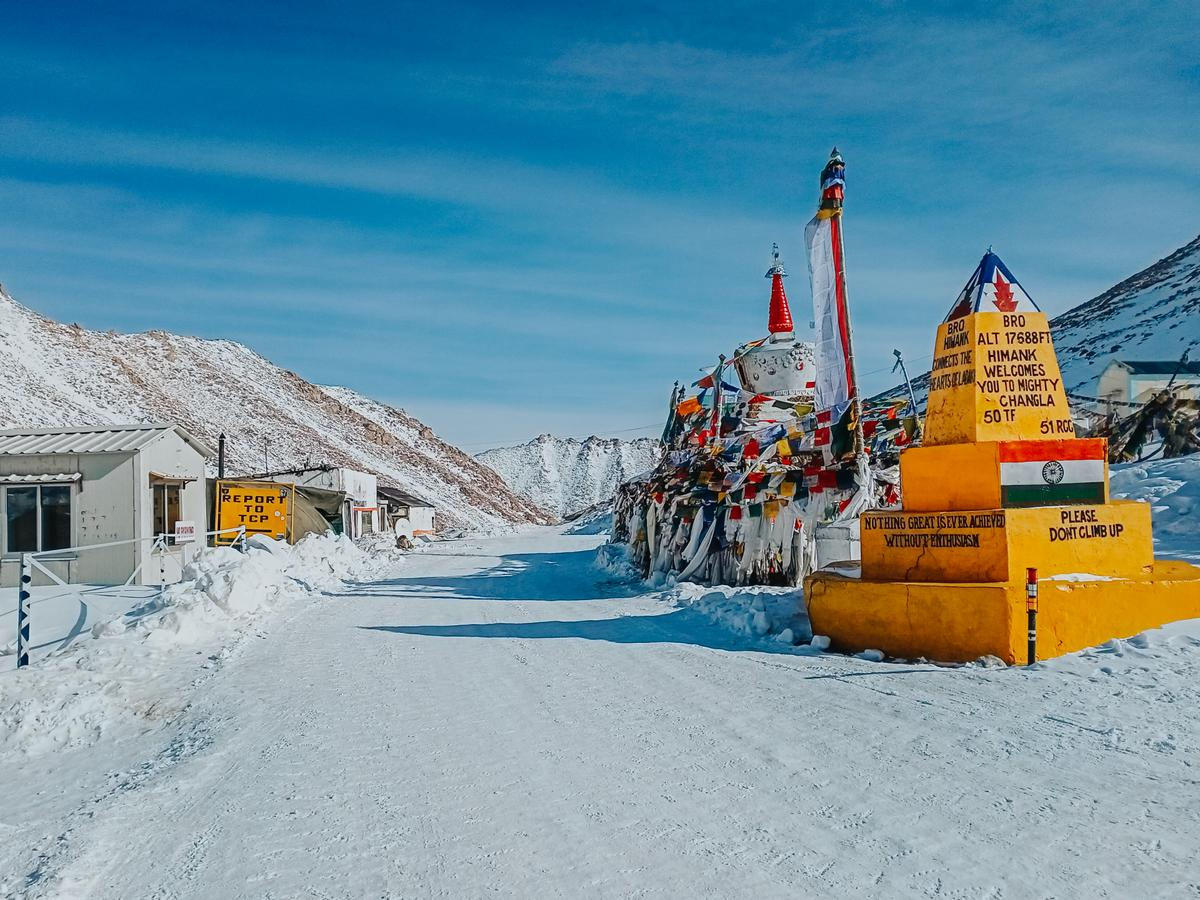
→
(892, 349, 920, 420)
(711, 355, 726, 442)
(1165, 346, 1193, 394)
(661, 381, 682, 444)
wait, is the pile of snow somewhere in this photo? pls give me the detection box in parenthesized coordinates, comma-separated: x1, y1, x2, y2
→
(593, 541, 641, 583)
(1045, 616, 1200, 682)
(0, 534, 401, 755)
(666, 582, 813, 646)
(478, 434, 662, 520)
(1110, 453, 1200, 561)
(0, 287, 551, 531)
(593, 543, 817, 649)
(353, 529, 433, 556)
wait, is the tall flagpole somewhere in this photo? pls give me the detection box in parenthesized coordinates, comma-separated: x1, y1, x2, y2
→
(824, 148, 865, 458)
(833, 212, 864, 458)
(711, 355, 725, 441)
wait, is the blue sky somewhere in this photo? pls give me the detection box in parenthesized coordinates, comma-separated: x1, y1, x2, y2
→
(1, 1, 1197, 448)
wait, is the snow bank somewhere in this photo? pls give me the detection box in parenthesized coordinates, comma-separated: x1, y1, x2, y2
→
(1110, 453, 1200, 561)
(666, 582, 813, 646)
(593, 541, 641, 582)
(592, 540, 815, 649)
(1043, 616, 1200, 681)
(0, 534, 401, 755)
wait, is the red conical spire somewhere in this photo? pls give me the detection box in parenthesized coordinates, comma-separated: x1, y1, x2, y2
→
(765, 243, 793, 334)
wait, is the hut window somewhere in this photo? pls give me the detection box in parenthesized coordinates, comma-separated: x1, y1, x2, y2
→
(152, 482, 184, 544)
(41, 486, 72, 551)
(5, 484, 73, 553)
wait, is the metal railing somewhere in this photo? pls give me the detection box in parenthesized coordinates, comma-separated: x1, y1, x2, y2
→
(14, 525, 247, 669)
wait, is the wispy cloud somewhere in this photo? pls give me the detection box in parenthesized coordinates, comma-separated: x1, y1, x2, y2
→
(0, 2, 1195, 445)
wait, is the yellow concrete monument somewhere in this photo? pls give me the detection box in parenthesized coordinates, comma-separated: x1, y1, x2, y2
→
(806, 251, 1200, 664)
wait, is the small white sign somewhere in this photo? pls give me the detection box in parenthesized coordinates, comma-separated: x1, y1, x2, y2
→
(174, 521, 197, 544)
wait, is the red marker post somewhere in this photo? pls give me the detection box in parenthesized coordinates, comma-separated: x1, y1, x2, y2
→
(1026, 567, 1038, 665)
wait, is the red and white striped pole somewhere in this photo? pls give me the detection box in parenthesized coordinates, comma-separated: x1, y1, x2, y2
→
(1026, 567, 1038, 665)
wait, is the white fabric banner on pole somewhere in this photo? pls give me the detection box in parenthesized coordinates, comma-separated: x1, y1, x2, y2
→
(805, 215, 850, 411)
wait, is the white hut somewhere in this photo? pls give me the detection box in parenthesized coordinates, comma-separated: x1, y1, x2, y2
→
(1096, 358, 1200, 407)
(0, 423, 213, 586)
(252, 466, 379, 538)
(377, 486, 436, 537)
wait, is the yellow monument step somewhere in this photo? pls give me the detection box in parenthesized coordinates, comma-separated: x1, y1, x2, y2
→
(860, 501, 1152, 583)
(805, 561, 1200, 665)
(900, 438, 1109, 511)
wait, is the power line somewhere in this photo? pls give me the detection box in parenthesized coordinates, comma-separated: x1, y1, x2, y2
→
(858, 353, 933, 378)
(458, 421, 664, 450)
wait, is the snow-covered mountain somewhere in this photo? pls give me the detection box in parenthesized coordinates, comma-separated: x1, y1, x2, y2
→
(478, 434, 663, 520)
(1051, 233, 1199, 394)
(876, 233, 1200, 404)
(0, 286, 552, 531)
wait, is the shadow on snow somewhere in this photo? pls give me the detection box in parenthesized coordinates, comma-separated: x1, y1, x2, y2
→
(341, 548, 629, 603)
(359, 606, 807, 656)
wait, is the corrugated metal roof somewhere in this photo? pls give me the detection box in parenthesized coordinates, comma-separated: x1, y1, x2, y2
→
(1119, 360, 1200, 376)
(377, 484, 434, 507)
(0, 473, 82, 484)
(0, 424, 215, 458)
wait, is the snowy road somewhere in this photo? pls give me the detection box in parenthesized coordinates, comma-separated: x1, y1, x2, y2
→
(4, 528, 1200, 898)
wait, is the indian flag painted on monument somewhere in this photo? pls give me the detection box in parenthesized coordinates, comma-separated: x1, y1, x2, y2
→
(999, 439, 1107, 507)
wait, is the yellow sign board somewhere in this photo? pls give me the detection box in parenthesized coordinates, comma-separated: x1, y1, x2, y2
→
(215, 480, 293, 544)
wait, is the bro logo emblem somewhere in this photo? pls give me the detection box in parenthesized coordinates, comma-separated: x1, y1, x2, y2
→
(1042, 460, 1065, 485)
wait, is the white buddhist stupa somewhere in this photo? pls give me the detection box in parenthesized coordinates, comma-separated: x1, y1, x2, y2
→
(733, 243, 816, 403)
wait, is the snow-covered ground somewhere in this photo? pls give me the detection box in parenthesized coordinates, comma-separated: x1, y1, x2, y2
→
(2, 521, 1198, 898)
(0, 535, 403, 757)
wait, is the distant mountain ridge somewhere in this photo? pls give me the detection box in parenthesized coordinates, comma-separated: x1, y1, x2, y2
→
(0, 286, 552, 531)
(875, 233, 1200, 405)
(477, 434, 663, 520)
(1049, 233, 1199, 394)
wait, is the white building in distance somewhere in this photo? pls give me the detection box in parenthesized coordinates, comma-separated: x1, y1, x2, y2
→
(252, 465, 380, 539)
(1096, 359, 1200, 407)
